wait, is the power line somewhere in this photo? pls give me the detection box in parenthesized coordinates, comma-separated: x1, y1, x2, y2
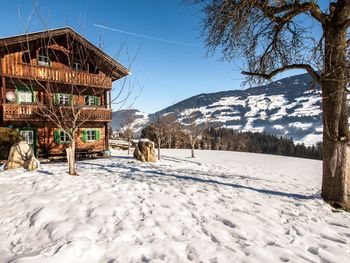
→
(94, 24, 202, 48)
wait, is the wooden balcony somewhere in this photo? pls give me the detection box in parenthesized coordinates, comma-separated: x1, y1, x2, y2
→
(1, 104, 112, 122)
(2, 62, 112, 89)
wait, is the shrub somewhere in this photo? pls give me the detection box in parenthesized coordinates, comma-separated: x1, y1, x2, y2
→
(0, 128, 23, 160)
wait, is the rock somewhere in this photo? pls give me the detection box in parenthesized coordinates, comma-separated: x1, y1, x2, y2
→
(4, 141, 39, 171)
(133, 139, 157, 162)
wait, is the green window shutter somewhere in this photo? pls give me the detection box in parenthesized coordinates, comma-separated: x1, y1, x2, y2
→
(32, 91, 37, 103)
(53, 93, 59, 105)
(96, 130, 101, 141)
(15, 90, 20, 104)
(94, 96, 99, 106)
(54, 130, 61, 144)
(82, 130, 87, 142)
(69, 95, 73, 105)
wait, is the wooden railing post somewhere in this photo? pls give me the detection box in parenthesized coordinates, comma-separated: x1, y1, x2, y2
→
(2, 76, 6, 104)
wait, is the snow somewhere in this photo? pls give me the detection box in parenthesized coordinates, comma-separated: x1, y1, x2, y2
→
(296, 134, 323, 146)
(290, 96, 322, 117)
(1, 150, 349, 263)
(289, 122, 314, 130)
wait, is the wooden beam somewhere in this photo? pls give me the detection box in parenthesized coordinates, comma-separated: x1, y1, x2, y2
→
(108, 90, 111, 109)
(2, 76, 6, 104)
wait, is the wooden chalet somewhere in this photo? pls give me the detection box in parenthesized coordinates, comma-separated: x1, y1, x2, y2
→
(0, 27, 130, 158)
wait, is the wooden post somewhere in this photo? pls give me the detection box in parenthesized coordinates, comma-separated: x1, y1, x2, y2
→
(108, 90, 111, 109)
(2, 76, 6, 104)
(105, 123, 109, 151)
(104, 90, 108, 109)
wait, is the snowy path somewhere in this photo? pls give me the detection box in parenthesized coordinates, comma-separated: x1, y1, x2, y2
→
(0, 149, 349, 263)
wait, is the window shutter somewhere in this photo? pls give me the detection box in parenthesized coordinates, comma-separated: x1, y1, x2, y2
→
(94, 96, 99, 106)
(69, 95, 73, 105)
(53, 93, 58, 105)
(54, 130, 61, 144)
(32, 91, 37, 103)
(96, 129, 101, 141)
(82, 130, 87, 142)
(15, 90, 20, 104)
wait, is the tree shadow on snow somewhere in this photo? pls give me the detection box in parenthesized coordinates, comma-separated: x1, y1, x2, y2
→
(76, 160, 316, 201)
(123, 168, 316, 200)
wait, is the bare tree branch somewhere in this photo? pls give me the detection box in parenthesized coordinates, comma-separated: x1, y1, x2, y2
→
(242, 63, 321, 83)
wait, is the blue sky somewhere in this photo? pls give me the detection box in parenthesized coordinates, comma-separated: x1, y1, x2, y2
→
(0, 0, 311, 113)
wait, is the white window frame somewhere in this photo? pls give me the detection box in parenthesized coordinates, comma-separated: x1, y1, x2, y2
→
(20, 130, 34, 145)
(58, 94, 70, 105)
(73, 62, 82, 71)
(18, 91, 33, 104)
(85, 95, 98, 106)
(87, 130, 97, 141)
(60, 130, 70, 143)
(38, 54, 50, 66)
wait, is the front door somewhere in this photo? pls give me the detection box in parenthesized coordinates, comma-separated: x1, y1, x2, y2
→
(19, 129, 37, 156)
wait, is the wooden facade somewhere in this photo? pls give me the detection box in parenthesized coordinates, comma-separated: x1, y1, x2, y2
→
(0, 27, 129, 158)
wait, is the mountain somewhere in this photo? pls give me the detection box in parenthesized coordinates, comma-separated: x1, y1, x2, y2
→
(111, 109, 149, 134)
(113, 73, 328, 145)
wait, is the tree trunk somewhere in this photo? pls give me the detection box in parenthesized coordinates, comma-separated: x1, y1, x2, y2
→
(157, 138, 161, 160)
(128, 140, 130, 155)
(66, 138, 77, 176)
(191, 144, 195, 158)
(321, 16, 350, 209)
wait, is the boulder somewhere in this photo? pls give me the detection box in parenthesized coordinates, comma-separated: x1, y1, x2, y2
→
(4, 141, 39, 171)
(133, 139, 157, 162)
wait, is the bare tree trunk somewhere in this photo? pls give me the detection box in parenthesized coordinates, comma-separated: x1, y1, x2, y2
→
(191, 143, 195, 158)
(321, 21, 350, 209)
(66, 138, 77, 176)
(157, 138, 161, 160)
(128, 140, 130, 155)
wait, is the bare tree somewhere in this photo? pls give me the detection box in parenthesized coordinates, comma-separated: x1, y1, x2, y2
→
(148, 114, 177, 160)
(121, 111, 135, 155)
(191, 0, 350, 210)
(185, 112, 210, 158)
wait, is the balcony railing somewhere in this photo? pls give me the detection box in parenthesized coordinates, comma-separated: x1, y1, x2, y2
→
(2, 62, 112, 89)
(1, 104, 112, 122)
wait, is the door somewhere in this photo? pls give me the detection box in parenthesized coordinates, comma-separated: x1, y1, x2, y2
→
(19, 129, 37, 157)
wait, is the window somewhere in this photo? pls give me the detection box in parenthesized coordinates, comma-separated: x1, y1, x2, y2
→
(73, 62, 82, 71)
(20, 130, 34, 146)
(18, 91, 32, 103)
(16, 87, 35, 104)
(82, 129, 100, 142)
(85, 96, 100, 106)
(22, 51, 31, 63)
(54, 129, 70, 144)
(38, 55, 50, 66)
(87, 130, 96, 141)
(55, 94, 71, 105)
(60, 131, 70, 143)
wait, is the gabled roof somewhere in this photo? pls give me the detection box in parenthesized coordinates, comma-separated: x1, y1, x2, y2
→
(0, 27, 130, 81)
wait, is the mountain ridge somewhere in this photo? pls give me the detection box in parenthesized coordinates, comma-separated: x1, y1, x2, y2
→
(113, 73, 327, 145)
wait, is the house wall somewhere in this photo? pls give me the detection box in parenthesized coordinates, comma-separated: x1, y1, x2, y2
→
(37, 126, 106, 156)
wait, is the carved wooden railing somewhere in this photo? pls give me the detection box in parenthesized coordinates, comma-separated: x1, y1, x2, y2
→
(1, 104, 112, 122)
(2, 62, 112, 89)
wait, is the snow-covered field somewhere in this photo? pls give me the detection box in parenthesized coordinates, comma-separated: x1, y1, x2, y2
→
(1, 150, 350, 263)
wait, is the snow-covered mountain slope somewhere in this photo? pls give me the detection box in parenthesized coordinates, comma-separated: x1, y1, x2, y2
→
(1, 150, 349, 262)
(114, 73, 332, 145)
(112, 109, 149, 134)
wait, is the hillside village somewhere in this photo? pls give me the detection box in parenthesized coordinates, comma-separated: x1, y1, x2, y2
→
(1, 1, 350, 263)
